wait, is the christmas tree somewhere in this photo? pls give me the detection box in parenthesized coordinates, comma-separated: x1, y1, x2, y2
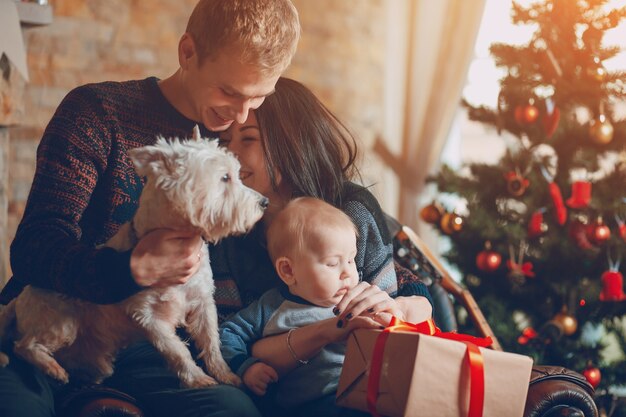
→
(424, 0, 626, 413)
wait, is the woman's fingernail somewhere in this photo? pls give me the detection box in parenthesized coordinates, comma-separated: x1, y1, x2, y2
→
(337, 320, 344, 328)
(346, 313, 353, 320)
(333, 307, 340, 316)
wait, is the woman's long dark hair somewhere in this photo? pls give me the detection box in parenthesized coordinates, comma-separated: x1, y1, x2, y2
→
(254, 77, 360, 206)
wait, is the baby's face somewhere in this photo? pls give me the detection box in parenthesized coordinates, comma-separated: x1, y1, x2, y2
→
(290, 227, 359, 307)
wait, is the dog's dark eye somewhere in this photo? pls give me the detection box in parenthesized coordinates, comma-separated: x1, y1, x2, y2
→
(221, 174, 231, 182)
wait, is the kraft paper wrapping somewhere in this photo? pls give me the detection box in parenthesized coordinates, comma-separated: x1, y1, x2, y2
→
(337, 329, 533, 417)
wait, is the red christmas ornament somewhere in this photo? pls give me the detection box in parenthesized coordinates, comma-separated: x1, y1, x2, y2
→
(515, 104, 539, 125)
(476, 242, 502, 273)
(504, 171, 530, 197)
(586, 217, 611, 245)
(542, 106, 560, 138)
(582, 365, 601, 389)
(616, 216, 626, 243)
(566, 181, 592, 209)
(528, 209, 548, 239)
(599, 270, 626, 302)
(517, 327, 538, 345)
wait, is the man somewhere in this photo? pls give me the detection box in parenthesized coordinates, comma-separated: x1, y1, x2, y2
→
(0, 1, 300, 416)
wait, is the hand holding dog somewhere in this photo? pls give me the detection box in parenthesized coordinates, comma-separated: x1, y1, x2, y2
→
(130, 228, 204, 287)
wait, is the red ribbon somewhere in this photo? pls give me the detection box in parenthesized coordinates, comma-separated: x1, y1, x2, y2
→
(366, 317, 493, 417)
(506, 260, 536, 277)
(548, 182, 567, 225)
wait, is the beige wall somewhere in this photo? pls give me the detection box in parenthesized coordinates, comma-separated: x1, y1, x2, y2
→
(1, 0, 389, 284)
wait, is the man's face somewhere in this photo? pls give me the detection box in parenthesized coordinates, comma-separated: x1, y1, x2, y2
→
(183, 42, 279, 131)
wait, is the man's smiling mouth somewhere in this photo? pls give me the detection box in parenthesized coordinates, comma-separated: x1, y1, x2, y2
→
(213, 109, 231, 123)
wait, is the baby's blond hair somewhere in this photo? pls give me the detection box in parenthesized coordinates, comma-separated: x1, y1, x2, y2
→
(267, 197, 357, 262)
(186, 0, 300, 76)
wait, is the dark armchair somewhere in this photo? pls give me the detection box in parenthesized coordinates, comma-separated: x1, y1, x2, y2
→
(55, 217, 598, 417)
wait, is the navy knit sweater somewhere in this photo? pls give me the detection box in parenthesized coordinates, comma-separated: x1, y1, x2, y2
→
(1, 78, 432, 320)
(2, 77, 215, 304)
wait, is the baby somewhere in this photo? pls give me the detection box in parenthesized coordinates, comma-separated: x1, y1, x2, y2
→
(219, 197, 375, 413)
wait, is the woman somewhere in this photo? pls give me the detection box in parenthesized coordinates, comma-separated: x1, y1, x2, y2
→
(211, 78, 432, 416)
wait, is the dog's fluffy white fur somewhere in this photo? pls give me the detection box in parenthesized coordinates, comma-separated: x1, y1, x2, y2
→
(0, 135, 267, 388)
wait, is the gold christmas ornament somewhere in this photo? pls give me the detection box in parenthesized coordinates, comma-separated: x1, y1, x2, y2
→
(552, 309, 578, 336)
(420, 202, 444, 224)
(440, 212, 464, 234)
(589, 114, 614, 145)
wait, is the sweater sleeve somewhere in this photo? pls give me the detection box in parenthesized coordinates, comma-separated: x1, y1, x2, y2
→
(8, 86, 143, 304)
(342, 184, 397, 295)
(219, 289, 282, 376)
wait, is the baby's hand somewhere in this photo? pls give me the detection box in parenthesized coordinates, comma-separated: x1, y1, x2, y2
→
(243, 362, 278, 396)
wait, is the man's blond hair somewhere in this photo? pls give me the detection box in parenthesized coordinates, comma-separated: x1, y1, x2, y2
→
(186, 0, 300, 75)
(267, 197, 357, 262)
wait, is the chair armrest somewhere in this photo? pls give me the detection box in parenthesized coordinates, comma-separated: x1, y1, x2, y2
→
(57, 385, 144, 417)
(524, 366, 598, 417)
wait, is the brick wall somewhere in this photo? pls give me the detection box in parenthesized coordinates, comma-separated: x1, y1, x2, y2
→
(1, 0, 387, 285)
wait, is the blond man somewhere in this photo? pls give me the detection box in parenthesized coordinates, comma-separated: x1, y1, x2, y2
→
(0, 1, 299, 416)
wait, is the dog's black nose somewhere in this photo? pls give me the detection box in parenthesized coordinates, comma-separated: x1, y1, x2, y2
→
(259, 197, 270, 209)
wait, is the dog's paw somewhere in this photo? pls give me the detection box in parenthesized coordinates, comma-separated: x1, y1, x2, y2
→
(0, 352, 9, 367)
(218, 371, 242, 387)
(181, 373, 219, 388)
(44, 362, 70, 384)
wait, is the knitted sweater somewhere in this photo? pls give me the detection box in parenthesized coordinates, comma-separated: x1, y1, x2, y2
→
(1, 79, 432, 321)
(220, 286, 343, 408)
(211, 182, 433, 323)
(1, 77, 216, 304)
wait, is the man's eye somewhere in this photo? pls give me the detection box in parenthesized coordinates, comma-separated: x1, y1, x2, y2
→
(327, 262, 338, 267)
(222, 174, 231, 182)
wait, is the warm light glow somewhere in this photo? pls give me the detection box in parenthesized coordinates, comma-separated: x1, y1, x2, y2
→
(464, 0, 626, 107)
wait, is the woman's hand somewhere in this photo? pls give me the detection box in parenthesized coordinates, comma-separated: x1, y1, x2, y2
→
(130, 228, 204, 287)
(334, 281, 403, 327)
(334, 282, 433, 328)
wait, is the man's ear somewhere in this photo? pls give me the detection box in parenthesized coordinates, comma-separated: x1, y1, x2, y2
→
(179, 33, 196, 69)
(275, 257, 295, 285)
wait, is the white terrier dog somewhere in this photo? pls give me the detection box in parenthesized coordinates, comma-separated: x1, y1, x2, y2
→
(0, 130, 268, 388)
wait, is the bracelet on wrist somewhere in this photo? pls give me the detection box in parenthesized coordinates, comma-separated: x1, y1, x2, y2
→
(287, 328, 309, 365)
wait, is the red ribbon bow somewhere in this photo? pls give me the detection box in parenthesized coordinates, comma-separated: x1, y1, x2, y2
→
(367, 317, 493, 417)
(506, 260, 536, 277)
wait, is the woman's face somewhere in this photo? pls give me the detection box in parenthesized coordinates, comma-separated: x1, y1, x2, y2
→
(219, 111, 282, 203)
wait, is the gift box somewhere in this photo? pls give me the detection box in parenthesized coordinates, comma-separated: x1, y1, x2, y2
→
(336, 325, 533, 417)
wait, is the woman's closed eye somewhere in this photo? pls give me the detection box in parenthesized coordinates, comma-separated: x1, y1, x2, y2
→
(241, 135, 259, 143)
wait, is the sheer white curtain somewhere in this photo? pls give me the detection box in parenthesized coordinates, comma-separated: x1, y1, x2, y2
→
(375, 0, 486, 234)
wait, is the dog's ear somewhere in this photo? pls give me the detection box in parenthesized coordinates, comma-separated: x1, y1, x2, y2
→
(129, 142, 174, 178)
(192, 124, 201, 141)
